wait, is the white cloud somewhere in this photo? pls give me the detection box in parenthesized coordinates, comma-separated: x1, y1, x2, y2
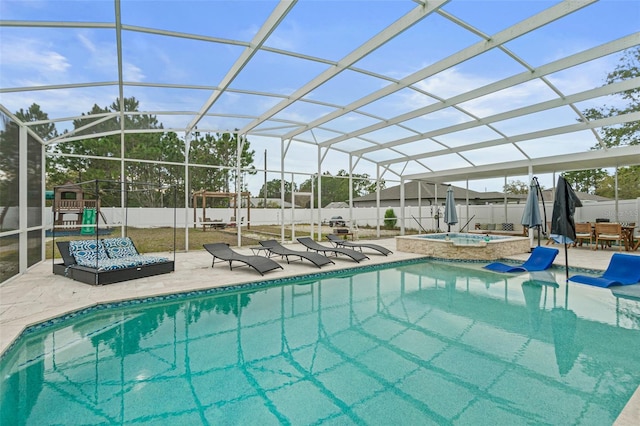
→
(415, 67, 493, 100)
(1, 36, 70, 76)
(123, 62, 145, 82)
(77, 32, 97, 53)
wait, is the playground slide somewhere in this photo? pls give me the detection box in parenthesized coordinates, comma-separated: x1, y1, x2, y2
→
(80, 208, 97, 235)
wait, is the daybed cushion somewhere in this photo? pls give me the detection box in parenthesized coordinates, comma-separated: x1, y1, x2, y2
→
(69, 240, 109, 267)
(102, 237, 139, 258)
(69, 238, 168, 271)
(79, 255, 171, 272)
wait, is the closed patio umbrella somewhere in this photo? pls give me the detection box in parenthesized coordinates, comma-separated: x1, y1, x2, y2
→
(521, 178, 543, 247)
(444, 185, 458, 232)
(550, 176, 582, 280)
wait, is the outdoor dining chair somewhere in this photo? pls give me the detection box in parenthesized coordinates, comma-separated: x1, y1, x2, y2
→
(594, 222, 623, 251)
(573, 222, 593, 248)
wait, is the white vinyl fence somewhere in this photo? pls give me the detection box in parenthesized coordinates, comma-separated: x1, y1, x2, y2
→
(37, 198, 640, 233)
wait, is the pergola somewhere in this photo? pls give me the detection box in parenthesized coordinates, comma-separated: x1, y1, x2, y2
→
(191, 190, 251, 230)
(1, 0, 639, 277)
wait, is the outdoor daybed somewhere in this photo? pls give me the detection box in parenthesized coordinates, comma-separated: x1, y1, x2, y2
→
(54, 237, 174, 285)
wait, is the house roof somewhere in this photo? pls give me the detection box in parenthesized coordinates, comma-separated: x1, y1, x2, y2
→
(354, 181, 614, 205)
(354, 181, 524, 204)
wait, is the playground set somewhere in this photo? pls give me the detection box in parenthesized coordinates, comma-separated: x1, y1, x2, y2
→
(51, 182, 110, 236)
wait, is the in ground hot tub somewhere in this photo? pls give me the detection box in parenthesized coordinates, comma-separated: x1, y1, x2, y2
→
(396, 232, 530, 261)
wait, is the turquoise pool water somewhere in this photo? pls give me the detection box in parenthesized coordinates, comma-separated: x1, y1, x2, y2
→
(2, 260, 639, 425)
(420, 233, 509, 245)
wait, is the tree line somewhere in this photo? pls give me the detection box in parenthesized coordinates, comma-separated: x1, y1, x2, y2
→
(7, 97, 382, 208)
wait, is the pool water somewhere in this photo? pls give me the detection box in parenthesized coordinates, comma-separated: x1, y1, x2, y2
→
(2, 260, 639, 425)
(421, 233, 507, 245)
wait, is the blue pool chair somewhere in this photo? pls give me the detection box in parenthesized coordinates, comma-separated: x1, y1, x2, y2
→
(483, 246, 559, 273)
(569, 253, 640, 288)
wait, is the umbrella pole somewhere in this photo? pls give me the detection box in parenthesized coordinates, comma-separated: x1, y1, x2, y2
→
(537, 226, 541, 247)
(564, 243, 569, 281)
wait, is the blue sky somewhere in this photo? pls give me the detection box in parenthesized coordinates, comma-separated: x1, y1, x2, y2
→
(1, 0, 639, 195)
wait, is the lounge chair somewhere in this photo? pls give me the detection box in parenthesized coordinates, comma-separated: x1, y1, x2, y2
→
(569, 253, 640, 287)
(326, 234, 393, 256)
(259, 240, 334, 268)
(203, 243, 283, 275)
(483, 246, 559, 273)
(297, 237, 369, 263)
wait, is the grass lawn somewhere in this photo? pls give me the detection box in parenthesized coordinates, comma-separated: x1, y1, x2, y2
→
(46, 227, 267, 259)
(45, 225, 404, 259)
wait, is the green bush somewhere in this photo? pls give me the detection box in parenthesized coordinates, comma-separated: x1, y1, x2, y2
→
(384, 208, 397, 230)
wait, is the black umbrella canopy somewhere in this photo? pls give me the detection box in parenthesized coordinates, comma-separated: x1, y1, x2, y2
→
(550, 176, 583, 244)
(550, 176, 582, 280)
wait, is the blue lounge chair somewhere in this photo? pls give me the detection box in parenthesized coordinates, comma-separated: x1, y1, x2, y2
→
(569, 253, 640, 287)
(484, 246, 559, 273)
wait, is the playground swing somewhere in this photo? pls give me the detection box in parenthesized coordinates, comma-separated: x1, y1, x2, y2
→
(52, 181, 111, 236)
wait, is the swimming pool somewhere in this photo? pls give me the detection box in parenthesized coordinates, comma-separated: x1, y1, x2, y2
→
(1, 260, 639, 424)
(396, 232, 530, 260)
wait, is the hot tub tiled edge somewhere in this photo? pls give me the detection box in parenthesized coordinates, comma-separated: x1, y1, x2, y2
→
(396, 234, 530, 261)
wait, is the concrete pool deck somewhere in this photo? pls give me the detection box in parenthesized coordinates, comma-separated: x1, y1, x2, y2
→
(1, 238, 639, 424)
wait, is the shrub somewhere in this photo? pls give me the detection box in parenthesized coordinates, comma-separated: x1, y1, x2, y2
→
(384, 208, 397, 230)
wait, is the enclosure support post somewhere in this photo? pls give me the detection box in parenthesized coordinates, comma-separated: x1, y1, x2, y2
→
(19, 126, 27, 273)
(317, 146, 323, 241)
(376, 165, 381, 238)
(400, 177, 405, 235)
(236, 133, 243, 247)
(280, 139, 286, 242)
(184, 133, 191, 252)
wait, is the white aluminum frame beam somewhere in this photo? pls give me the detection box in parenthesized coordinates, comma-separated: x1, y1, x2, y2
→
(334, 34, 640, 154)
(239, 0, 449, 136)
(378, 111, 640, 166)
(404, 145, 640, 183)
(282, 0, 596, 142)
(185, 0, 297, 134)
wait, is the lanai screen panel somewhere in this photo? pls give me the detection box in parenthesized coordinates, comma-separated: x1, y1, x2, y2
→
(1, 0, 638, 181)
